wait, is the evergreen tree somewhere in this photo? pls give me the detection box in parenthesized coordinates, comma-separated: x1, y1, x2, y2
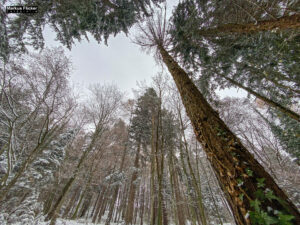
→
(169, 0, 300, 121)
(126, 88, 159, 225)
(135, 11, 300, 224)
(2, 0, 164, 59)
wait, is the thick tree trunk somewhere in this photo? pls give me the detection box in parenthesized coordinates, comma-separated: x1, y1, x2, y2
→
(223, 75, 300, 122)
(198, 14, 300, 36)
(158, 45, 300, 225)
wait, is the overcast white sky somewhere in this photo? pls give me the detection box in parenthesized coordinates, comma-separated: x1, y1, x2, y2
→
(43, 1, 246, 99)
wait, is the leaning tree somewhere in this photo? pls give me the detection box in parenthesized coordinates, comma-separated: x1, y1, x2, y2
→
(134, 10, 300, 225)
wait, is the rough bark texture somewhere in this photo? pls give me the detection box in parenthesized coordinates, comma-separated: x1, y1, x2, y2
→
(159, 45, 300, 225)
(198, 14, 300, 36)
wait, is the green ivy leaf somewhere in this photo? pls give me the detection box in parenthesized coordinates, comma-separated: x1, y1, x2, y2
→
(256, 178, 265, 188)
(246, 168, 253, 177)
(239, 193, 244, 201)
(237, 178, 244, 187)
(265, 190, 278, 201)
(250, 199, 261, 212)
(278, 213, 294, 225)
(254, 189, 265, 200)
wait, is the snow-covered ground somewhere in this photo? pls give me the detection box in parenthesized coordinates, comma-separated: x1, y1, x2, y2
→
(1, 212, 233, 225)
(41, 219, 233, 225)
(48, 219, 123, 225)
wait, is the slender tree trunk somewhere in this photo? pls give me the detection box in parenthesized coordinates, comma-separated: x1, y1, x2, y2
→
(195, 142, 224, 225)
(140, 185, 145, 225)
(46, 124, 102, 222)
(133, 185, 141, 225)
(154, 99, 164, 225)
(71, 190, 85, 220)
(105, 187, 119, 225)
(125, 142, 141, 224)
(92, 187, 106, 223)
(105, 134, 129, 225)
(120, 183, 129, 221)
(222, 75, 300, 122)
(79, 192, 92, 218)
(168, 147, 186, 225)
(178, 140, 197, 225)
(197, 14, 300, 36)
(0, 123, 63, 200)
(89, 191, 100, 219)
(71, 171, 94, 220)
(150, 115, 157, 225)
(178, 108, 208, 225)
(158, 45, 300, 225)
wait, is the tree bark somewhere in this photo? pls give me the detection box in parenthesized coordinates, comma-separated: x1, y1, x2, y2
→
(158, 45, 300, 225)
(92, 187, 106, 223)
(105, 132, 129, 225)
(178, 108, 208, 225)
(125, 142, 141, 224)
(168, 147, 186, 225)
(197, 14, 300, 36)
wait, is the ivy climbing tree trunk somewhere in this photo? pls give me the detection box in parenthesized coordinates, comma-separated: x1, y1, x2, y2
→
(158, 45, 300, 225)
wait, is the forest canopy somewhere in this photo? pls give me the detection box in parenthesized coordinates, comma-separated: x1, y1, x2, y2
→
(0, 0, 299, 225)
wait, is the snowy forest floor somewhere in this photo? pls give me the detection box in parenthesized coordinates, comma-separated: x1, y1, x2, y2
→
(1, 216, 234, 225)
(39, 220, 233, 225)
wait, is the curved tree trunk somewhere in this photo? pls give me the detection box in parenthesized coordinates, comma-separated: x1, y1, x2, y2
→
(158, 45, 300, 225)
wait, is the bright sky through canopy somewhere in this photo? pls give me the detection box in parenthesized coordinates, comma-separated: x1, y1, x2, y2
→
(43, 1, 246, 99)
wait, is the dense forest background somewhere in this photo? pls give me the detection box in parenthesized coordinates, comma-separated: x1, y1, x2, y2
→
(0, 0, 299, 225)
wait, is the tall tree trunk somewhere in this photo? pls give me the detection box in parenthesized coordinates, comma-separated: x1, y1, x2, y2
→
(92, 187, 106, 224)
(197, 14, 300, 36)
(178, 108, 208, 225)
(140, 184, 145, 225)
(79, 192, 92, 218)
(150, 115, 157, 225)
(89, 191, 100, 220)
(46, 124, 102, 222)
(125, 142, 141, 225)
(0, 123, 64, 201)
(154, 98, 164, 225)
(222, 75, 300, 122)
(158, 45, 300, 225)
(168, 147, 186, 225)
(178, 140, 197, 225)
(195, 142, 224, 225)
